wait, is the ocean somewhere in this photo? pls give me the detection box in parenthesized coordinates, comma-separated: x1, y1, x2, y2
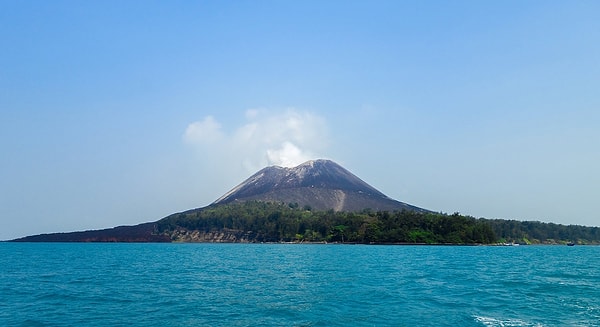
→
(1, 243, 598, 326)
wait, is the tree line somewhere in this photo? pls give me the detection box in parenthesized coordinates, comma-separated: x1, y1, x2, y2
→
(156, 201, 497, 244)
(486, 219, 600, 244)
(156, 201, 600, 244)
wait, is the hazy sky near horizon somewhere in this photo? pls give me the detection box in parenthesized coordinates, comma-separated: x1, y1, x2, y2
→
(1, 1, 599, 240)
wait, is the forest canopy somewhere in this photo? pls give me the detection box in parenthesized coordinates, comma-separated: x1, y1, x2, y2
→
(156, 201, 598, 245)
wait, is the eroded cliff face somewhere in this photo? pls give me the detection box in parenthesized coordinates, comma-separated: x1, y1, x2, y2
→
(167, 228, 269, 243)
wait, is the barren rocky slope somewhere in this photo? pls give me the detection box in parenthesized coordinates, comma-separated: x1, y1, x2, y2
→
(213, 159, 427, 212)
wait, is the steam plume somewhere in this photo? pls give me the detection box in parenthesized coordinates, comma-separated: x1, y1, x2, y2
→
(184, 108, 329, 172)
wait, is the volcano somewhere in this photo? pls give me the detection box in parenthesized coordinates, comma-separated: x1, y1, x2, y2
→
(213, 159, 427, 212)
(11, 159, 428, 242)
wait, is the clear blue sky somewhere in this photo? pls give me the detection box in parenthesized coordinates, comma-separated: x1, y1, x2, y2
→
(1, 1, 599, 240)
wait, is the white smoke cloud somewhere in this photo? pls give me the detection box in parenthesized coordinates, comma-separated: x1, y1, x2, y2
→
(266, 142, 304, 168)
(183, 116, 223, 144)
(184, 108, 329, 172)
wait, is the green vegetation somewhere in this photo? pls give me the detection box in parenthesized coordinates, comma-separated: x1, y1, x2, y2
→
(156, 201, 496, 244)
(156, 201, 600, 244)
(486, 219, 600, 245)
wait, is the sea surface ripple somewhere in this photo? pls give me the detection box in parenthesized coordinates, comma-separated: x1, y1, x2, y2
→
(1, 243, 598, 326)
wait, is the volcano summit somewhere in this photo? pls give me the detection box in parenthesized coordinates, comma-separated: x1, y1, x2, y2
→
(214, 159, 426, 212)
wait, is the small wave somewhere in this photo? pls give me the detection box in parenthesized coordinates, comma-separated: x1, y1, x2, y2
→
(474, 316, 544, 327)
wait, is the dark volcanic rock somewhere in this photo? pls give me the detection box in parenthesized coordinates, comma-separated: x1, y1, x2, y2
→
(213, 159, 427, 212)
(11, 223, 170, 242)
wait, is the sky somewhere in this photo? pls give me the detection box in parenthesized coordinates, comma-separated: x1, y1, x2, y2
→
(1, 1, 599, 240)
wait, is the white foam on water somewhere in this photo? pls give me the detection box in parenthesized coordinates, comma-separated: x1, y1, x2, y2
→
(474, 316, 544, 327)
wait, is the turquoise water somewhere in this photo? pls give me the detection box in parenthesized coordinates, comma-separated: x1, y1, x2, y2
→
(1, 243, 598, 326)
